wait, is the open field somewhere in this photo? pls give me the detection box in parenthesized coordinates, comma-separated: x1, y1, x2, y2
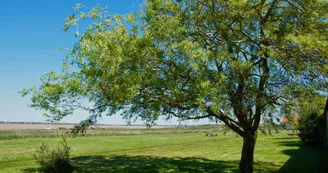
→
(0, 131, 327, 173)
(0, 124, 219, 139)
(0, 123, 176, 130)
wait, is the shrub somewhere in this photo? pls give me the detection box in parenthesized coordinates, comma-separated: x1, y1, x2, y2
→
(298, 112, 326, 146)
(34, 137, 74, 173)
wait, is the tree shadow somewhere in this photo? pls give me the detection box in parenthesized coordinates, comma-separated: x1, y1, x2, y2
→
(74, 155, 237, 173)
(276, 138, 328, 173)
(275, 139, 302, 147)
(22, 155, 278, 173)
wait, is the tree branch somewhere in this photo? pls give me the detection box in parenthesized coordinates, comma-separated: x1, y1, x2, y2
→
(206, 107, 245, 137)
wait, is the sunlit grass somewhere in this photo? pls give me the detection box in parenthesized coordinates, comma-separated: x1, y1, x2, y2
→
(0, 131, 326, 173)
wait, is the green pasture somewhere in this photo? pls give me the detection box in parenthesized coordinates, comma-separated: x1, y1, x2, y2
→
(0, 131, 327, 173)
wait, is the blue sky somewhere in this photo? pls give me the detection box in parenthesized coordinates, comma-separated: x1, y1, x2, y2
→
(0, 0, 211, 125)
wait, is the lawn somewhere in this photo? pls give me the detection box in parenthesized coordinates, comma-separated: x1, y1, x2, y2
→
(0, 131, 327, 173)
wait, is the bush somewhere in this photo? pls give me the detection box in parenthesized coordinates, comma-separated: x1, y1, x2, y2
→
(298, 112, 326, 146)
(34, 137, 74, 173)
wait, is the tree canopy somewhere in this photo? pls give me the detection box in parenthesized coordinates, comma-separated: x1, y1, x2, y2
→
(21, 0, 328, 172)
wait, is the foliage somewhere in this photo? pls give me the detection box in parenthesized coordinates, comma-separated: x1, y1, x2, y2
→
(291, 90, 326, 117)
(259, 112, 280, 135)
(68, 120, 89, 135)
(298, 112, 326, 146)
(280, 114, 300, 132)
(21, 0, 328, 172)
(33, 137, 73, 173)
(20, 0, 328, 130)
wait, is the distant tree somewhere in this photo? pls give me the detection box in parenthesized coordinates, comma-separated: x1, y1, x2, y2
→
(292, 90, 326, 117)
(21, 1, 328, 172)
(280, 114, 299, 131)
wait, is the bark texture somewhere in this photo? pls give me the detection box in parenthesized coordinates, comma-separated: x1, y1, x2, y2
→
(239, 134, 257, 173)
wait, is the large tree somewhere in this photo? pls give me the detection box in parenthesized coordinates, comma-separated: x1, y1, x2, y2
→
(22, 0, 328, 172)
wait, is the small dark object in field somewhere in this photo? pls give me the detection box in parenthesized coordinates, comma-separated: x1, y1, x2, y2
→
(204, 131, 217, 137)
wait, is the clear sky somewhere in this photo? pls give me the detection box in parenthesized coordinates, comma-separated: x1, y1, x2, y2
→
(0, 0, 211, 125)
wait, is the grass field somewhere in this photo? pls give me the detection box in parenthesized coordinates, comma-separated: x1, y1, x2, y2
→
(0, 131, 327, 173)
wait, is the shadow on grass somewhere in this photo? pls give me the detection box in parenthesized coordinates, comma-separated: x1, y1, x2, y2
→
(275, 139, 302, 147)
(23, 155, 278, 173)
(277, 138, 328, 173)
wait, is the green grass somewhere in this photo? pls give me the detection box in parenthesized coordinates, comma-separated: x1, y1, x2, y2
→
(0, 131, 327, 173)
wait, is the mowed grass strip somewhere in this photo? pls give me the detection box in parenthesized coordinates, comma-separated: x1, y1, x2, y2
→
(0, 132, 325, 173)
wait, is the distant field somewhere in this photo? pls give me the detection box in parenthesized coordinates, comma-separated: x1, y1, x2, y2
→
(0, 124, 219, 139)
(0, 123, 176, 130)
(0, 131, 327, 173)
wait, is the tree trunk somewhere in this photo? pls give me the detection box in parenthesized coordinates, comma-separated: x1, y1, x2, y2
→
(324, 97, 328, 147)
(239, 134, 257, 173)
